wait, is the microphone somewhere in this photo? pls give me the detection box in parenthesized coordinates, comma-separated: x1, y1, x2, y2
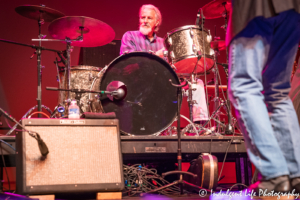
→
(111, 85, 127, 100)
(106, 81, 127, 101)
(36, 133, 49, 157)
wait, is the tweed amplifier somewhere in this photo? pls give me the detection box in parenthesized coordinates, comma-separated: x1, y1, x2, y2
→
(16, 118, 124, 195)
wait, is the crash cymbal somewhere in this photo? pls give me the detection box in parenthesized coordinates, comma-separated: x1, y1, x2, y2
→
(202, 0, 231, 19)
(48, 16, 115, 47)
(210, 40, 226, 51)
(15, 5, 65, 22)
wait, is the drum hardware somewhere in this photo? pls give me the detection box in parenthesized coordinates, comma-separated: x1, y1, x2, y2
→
(141, 80, 206, 196)
(5, 105, 52, 135)
(201, 0, 234, 134)
(46, 85, 127, 117)
(36, 16, 115, 116)
(12, 5, 65, 117)
(0, 38, 60, 119)
(210, 40, 226, 51)
(33, 35, 81, 104)
(50, 104, 65, 118)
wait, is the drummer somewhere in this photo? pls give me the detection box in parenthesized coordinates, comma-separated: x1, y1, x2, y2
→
(120, 4, 209, 125)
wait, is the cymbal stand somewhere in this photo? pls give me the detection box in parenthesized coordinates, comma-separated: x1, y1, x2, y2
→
(211, 49, 224, 133)
(221, 1, 234, 135)
(33, 28, 84, 113)
(0, 38, 64, 134)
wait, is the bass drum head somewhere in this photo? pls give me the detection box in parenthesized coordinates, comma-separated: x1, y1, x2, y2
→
(99, 52, 181, 135)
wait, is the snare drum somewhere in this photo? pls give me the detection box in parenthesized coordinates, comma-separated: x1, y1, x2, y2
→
(97, 52, 181, 135)
(164, 25, 215, 74)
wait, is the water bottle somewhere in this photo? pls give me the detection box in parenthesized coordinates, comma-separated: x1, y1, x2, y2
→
(68, 100, 80, 119)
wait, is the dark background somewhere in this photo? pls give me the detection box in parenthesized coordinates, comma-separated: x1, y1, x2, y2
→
(0, 0, 228, 121)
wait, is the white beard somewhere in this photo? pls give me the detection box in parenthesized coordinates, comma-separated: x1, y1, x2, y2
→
(139, 25, 152, 36)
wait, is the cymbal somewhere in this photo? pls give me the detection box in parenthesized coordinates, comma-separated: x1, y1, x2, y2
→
(210, 40, 226, 51)
(48, 16, 115, 47)
(202, 0, 231, 19)
(205, 85, 227, 90)
(15, 5, 65, 22)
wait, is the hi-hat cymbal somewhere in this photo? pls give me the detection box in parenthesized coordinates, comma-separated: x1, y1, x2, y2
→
(15, 5, 65, 22)
(48, 16, 115, 47)
(202, 0, 231, 19)
(210, 40, 226, 51)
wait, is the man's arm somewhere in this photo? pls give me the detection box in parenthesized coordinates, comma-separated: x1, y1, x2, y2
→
(120, 31, 137, 55)
(155, 47, 165, 58)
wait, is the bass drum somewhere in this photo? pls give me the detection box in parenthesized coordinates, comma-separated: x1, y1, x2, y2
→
(99, 52, 181, 135)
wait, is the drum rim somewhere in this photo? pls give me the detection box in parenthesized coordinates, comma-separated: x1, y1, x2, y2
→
(171, 54, 214, 74)
(62, 65, 102, 71)
(98, 51, 182, 136)
(163, 25, 210, 41)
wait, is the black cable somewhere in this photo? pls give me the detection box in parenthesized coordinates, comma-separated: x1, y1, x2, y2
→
(4, 118, 23, 132)
(122, 164, 181, 196)
(229, 183, 248, 191)
(0, 142, 10, 192)
(218, 132, 236, 181)
(0, 140, 15, 152)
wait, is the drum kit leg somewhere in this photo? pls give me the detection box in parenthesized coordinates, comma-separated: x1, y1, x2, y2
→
(162, 0, 236, 136)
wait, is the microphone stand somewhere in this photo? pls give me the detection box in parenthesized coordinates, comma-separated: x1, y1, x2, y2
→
(0, 39, 62, 117)
(141, 80, 209, 196)
(222, 2, 233, 135)
(33, 29, 84, 116)
(46, 86, 126, 116)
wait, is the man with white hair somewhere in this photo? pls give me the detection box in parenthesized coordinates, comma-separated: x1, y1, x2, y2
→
(120, 4, 164, 56)
(120, 4, 209, 127)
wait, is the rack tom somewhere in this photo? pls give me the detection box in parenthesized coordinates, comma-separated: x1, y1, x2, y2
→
(164, 25, 215, 74)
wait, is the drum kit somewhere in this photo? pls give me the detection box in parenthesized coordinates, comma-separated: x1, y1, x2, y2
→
(3, 0, 236, 137)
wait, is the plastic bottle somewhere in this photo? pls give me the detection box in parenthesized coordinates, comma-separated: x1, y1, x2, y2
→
(68, 100, 80, 119)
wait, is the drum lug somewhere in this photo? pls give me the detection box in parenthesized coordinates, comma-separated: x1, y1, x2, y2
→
(207, 30, 212, 42)
(167, 34, 172, 46)
(170, 51, 175, 60)
(148, 50, 155, 54)
(171, 64, 177, 71)
(192, 44, 197, 54)
(163, 50, 168, 58)
(189, 27, 194, 38)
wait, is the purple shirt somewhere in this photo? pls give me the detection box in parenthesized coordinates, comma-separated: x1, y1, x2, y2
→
(120, 31, 164, 55)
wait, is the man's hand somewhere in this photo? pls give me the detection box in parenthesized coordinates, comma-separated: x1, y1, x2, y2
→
(155, 47, 166, 58)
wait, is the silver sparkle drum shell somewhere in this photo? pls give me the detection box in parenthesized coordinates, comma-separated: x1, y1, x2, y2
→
(58, 65, 102, 113)
(164, 25, 214, 74)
